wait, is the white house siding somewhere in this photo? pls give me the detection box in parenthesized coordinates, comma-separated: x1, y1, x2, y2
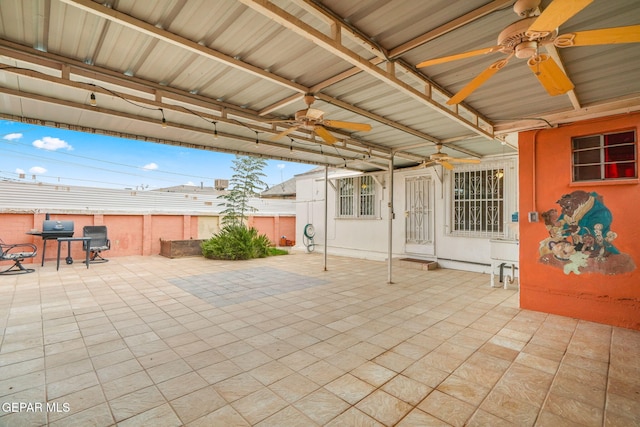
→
(295, 156, 519, 273)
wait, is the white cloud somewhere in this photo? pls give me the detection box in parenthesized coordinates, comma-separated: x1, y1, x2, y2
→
(3, 133, 23, 141)
(142, 162, 159, 171)
(185, 181, 195, 186)
(29, 166, 47, 174)
(15, 168, 25, 174)
(32, 136, 73, 151)
(277, 163, 285, 169)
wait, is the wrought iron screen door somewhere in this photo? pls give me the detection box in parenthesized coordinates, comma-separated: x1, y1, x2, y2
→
(404, 176, 434, 255)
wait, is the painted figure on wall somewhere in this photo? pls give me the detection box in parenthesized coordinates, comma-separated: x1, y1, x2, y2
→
(539, 190, 635, 275)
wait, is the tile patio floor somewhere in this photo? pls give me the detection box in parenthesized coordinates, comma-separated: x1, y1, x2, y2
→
(0, 253, 638, 426)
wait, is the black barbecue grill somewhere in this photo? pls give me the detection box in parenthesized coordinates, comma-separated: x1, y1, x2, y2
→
(42, 220, 75, 238)
(29, 220, 75, 265)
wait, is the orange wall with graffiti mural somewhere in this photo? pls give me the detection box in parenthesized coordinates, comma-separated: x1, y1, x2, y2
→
(518, 112, 640, 330)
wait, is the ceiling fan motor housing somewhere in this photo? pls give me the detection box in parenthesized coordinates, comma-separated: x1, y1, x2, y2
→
(294, 109, 315, 128)
(497, 17, 557, 57)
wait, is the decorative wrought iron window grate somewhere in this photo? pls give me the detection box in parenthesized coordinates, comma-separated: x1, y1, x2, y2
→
(338, 177, 354, 217)
(337, 176, 376, 218)
(359, 176, 375, 217)
(452, 168, 504, 237)
(405, 176, 433, 244)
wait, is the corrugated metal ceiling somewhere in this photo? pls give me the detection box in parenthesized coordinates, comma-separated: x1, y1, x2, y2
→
(0, 0, 639, 173)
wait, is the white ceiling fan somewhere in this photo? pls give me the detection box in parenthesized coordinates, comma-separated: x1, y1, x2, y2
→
(423, 144, 481, 170)
(269, 94, 371, 144)
(417, 0, 640, 105)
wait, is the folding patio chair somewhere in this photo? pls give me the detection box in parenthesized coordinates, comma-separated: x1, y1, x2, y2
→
(82, 226, 111, 263)
(1, 238, 38, 274)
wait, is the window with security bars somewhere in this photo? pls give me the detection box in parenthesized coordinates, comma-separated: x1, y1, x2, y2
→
(338, 177, 354, 216)
(337, 176, 376, 218)
(452, 168, 504, 236)
(572, 130, 637, 182)
(359, 176, 375, 217)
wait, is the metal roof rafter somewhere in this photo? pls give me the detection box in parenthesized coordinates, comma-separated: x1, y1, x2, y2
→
(239, 0, 495, 141)
(57, 0, 451, 150)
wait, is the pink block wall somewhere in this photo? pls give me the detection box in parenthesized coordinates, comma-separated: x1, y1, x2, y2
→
(250, 216, 296, 245)
(1, 213, 295, 266)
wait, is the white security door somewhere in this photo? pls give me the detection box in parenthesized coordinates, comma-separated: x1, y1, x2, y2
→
(405, 176, 435, 255)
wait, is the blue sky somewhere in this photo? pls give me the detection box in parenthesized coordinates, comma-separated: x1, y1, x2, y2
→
(0, 120, 314, 190)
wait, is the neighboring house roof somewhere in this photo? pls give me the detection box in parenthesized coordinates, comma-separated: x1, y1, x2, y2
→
(261, 177, 296, 198)
(0, 181, 295, 215)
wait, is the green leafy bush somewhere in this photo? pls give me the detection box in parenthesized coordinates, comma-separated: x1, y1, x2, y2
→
(201, 225, 273, 260)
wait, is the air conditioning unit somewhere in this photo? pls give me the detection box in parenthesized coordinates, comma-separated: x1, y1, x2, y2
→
(214, 179, 229, 190)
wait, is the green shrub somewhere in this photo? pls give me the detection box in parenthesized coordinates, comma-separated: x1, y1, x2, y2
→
(201, 225, 273, 260)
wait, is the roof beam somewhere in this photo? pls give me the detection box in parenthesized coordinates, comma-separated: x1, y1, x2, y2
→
(238, 0, 494, 141)
(388, 0, 513, 58)
(314, 93, 441, 145)
(59, 0, 310, 94)
(493, 94, 640, 134)
(0, 47, 391, 159)
(58, 0, 449, 150)
(0, 86, 375, 166)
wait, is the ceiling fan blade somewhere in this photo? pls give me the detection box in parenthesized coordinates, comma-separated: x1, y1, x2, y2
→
(417, 46, 501, 68)
(314, 126, 338, 144)
(554, 25, 640, 47)
(527, 54, 574, 96)
(323, 120, 372, 132)
(450, 158, 481, 164)
(270, 126, 300, 141)
(422, 160, 436, 168)
(306, 108, 325, 120)
(447, 56, 510, 105)
(440, 161, 454, 170)
(527, 0, 593, 38)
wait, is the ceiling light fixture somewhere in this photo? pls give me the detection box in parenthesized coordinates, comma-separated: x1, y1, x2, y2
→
(89, 93, 96, 106)
(212, 121, 218, 139)
(160, 109, 167, 128)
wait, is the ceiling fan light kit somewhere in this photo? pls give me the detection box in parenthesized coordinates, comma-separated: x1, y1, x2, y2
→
(418, 0, 639, 105)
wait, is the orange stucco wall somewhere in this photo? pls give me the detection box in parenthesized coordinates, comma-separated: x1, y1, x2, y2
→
(1, 213, 295, 265)
(519, 112, 640, 330)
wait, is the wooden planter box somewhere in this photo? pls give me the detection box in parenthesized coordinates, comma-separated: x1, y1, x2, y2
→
(160, 239, 204, 258)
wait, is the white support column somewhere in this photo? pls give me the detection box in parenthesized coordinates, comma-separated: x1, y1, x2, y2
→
(324, 165, 328, 271)
(388, 155, 395, 284)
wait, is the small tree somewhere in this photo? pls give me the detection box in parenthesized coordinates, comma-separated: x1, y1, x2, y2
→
(203, 155, 278, 260)
(220, 155, 267, 226)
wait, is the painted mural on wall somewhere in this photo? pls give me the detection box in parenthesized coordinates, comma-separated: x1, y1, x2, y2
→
(539, 190, 635, 275)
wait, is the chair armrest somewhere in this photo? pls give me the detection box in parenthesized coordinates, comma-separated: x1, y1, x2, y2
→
(1, 242, 37, 255)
